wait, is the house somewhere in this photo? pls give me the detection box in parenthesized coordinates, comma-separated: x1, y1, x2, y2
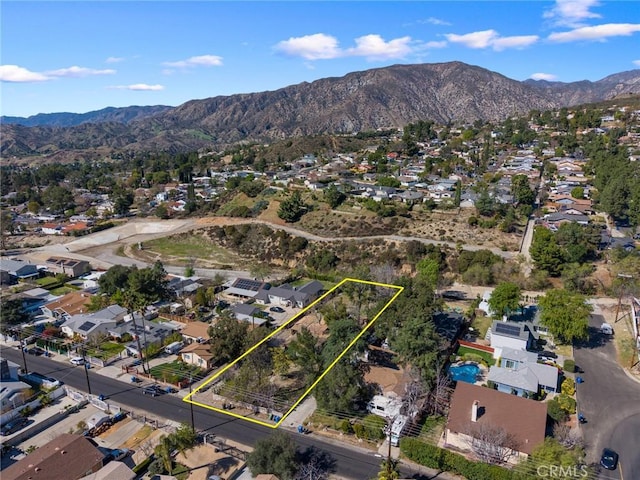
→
(223, 278, 269, 300)
(253, 280, 324, 309)
(444, 382, 547, 462)
(2, 433, 105, 480)
(45, 257, 91, 278)
(487, 320, 536, 357)
(486, 347, 559, 396)
(78, 461, 135, 480)
(61, 305, 127, 339)
(180, 343, 215, 370)
(41, 291, 93, 320)
(432, 312, 466, 346)
(0, 358, 32, 414)
(16, 287, 60, 314)
(180, 321, 210, 344)
(0, 258, 39, 282)
(231, 303, 267, 326)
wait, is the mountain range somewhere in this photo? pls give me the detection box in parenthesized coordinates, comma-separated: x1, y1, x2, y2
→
(2, 61, 639, 159)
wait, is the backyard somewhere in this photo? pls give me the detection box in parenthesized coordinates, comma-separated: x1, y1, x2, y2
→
(149, 361, 203, 385)
(455, 345, 495, 366)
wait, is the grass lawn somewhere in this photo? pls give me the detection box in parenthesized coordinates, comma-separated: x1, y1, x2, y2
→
(418, 415, 446, 444)
(50, 286, 79, 295)
(456, 345, 495, 365)
(554, 343, 573, 358)
(471, 313, 492, 339)
(149, 361, 202, 384)
(86, 342, 125, 360)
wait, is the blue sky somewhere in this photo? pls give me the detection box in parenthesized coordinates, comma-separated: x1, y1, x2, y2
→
(1, 0, 639, 117)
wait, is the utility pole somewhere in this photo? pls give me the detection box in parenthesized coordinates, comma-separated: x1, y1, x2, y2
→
(18, 329, 28, 374)
(189, 374, 195, 432)
(615, 274, 633, 323)
(81, 347, 92, 395)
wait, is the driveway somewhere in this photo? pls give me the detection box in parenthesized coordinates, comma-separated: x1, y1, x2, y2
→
(574, 305, 640, 479)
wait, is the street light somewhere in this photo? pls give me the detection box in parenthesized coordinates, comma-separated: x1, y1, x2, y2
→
(189, 373, 195, 432)
(81, 347, 92, 395)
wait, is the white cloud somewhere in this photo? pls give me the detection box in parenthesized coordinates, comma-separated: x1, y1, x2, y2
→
(548, 23, 640, 42)
(345, 34, 413, 60)
(445, 29, 498, 48)
(544, 0, 601, 27)
(445, 30, 538, 50)
(109, 83, 165, 91)
(274, 33, 341, 60)
(530, 72, 558, 81)
(45, 66, 116, 78)
(105, 56, 124, 64)
(634, 60, 640, 66)
(423, 17, 452, 26)
(162, 55, 223, 68)
(492, 35, 539, 51)
(0, 65, 49, 82)
(424, 40, 448, 49)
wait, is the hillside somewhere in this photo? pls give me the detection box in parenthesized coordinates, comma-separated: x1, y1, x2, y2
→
(2, 62, 640, 158)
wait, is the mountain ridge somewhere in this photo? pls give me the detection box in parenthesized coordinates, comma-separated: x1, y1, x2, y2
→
(2, 62, 639, 158)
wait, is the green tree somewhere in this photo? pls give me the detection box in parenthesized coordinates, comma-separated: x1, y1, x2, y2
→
(530, 226, 566, 276)
(0, 299, 30, 328)
(538, 289, 592, 344)
(246, 431, 298, 480)
(42, 185, 74, 214)
(286, 327, 323, 383)
(315, 359, 368, 413)
(208, 312, 249, 364)
(324, 184, 346, 209)
(488, 282, 521, 319)
(278, 190, 305, 223)
(524, 438, 586, 476)
(377, 458, 400, 480)
(570, 186, 585, 199)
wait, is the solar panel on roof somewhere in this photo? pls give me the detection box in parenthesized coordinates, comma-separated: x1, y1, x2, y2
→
(78, 321, 95, 332)
(233, 279, 263, 291)
(495, 323, 521, 337)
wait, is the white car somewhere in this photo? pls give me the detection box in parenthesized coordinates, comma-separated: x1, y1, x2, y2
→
(70, 356, 85, 366)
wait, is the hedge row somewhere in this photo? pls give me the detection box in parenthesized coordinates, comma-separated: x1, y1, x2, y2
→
(399, 438, 533, 480)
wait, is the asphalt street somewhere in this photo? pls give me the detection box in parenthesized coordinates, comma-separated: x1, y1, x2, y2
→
(574, 309, 640, 480)
(1, 347, 442, 480)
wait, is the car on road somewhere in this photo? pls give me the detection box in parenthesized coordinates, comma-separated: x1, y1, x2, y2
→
(269, 306, 285, 313)
(70, 356, 86, 366)
(1, 417, 30, 436)
(25, 346, 45, 356)
(142, 385, 164, 397)
(600, 448, 619, 470)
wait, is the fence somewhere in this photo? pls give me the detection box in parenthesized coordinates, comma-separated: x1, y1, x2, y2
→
(457, 339, 494, 354)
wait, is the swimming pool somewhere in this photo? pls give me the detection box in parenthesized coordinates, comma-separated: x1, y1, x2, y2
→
(448, 363, 480, 384)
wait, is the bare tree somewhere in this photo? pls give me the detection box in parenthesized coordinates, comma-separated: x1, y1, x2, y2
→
(553, 424, 584, 449)
(427, 365, 453, 416)
(465, 423, 520, 465)
(295, 447, 333, 480)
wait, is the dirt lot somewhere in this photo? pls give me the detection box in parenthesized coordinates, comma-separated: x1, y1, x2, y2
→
(175, 444, 244, 480)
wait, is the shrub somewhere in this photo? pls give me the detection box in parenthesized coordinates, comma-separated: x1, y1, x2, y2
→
(561, 377, 576, 396)
(563, 359, 575, 373)
(339, 420, 353, 434)
(557, 393, 576, 414)
(547, 398, 568, 423)
(362, 414, 386, 440)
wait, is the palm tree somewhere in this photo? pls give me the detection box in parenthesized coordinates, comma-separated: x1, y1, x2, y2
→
(115, 289, 148, 374)
(377, 458, 400, 480)
(154, 435, 174, 474)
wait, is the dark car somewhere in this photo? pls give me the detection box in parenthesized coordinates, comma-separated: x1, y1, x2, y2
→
(600, 448, 619, 470)
(1, 417, 30, 436)
(142, 385, 164, 397)
(25, 347, 45, 356)
(269, 306, 285, 313)
(537, 350, 557, 360)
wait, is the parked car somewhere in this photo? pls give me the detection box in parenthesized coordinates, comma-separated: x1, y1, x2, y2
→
(70, 356, 86, 366)
(142, 385, 164, 397)
(600, 448, 619, 470)
(25, 347, 45, 356)
(269, 306, 285, 313)
(1, 417, 30, 436)
(105, 448, 131, 462)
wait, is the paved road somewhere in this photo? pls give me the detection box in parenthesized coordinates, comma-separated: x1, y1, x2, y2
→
(574, 307, 640, 480)
(1, 348, 449, 480)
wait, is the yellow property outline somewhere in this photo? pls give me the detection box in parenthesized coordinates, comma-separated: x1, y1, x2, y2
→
(183, 278, 404, 428)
